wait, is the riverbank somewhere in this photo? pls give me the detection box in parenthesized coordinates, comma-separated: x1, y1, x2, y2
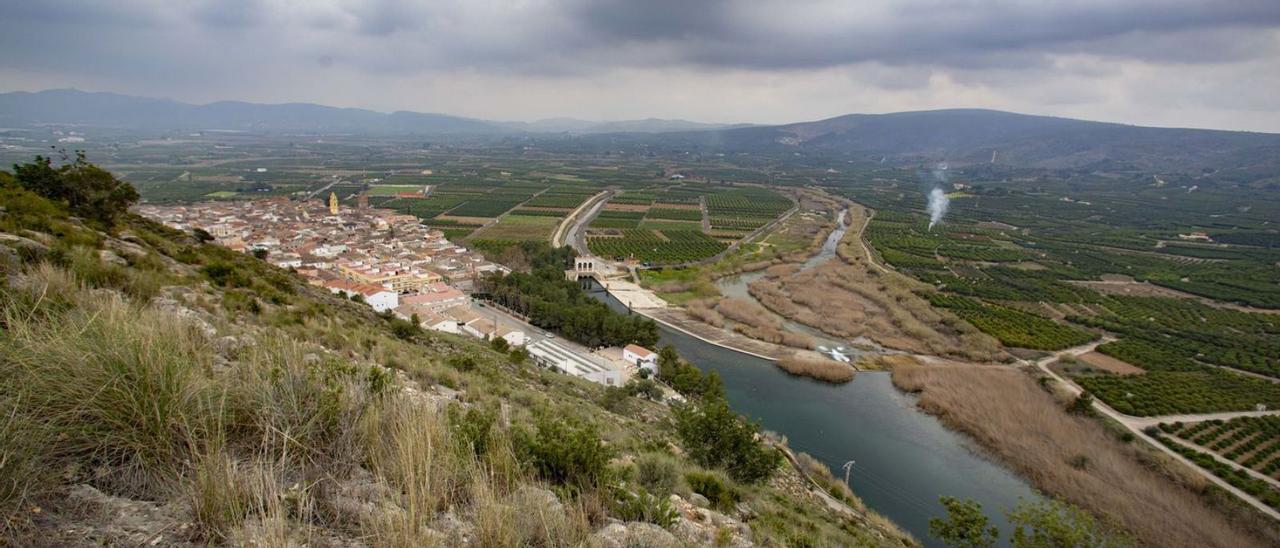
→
(891, 362, 1277, 548)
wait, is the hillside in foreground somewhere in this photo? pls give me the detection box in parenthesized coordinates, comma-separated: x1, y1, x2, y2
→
(0, 159, 912, 546)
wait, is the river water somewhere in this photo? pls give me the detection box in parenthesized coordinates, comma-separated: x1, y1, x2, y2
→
(716, 209, 858, 352)
(592, 209, 1043, 545)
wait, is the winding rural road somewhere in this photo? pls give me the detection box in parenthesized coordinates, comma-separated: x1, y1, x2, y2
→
(1026, 341, 1280, 521)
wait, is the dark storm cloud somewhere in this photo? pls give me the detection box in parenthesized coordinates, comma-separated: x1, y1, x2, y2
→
(1, 0, 1278, 131)
(3, 0, 1277, 76)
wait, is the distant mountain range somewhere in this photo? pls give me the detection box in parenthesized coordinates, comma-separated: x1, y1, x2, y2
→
(662, 109, 1280, 172)
(0, 89, 741, 135)
(3, 89, 1279, 172)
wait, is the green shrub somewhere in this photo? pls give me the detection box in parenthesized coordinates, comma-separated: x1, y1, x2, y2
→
(674, 397, 781, 484)
(201, 262, 251, 288)
(685, 471, 741, 511)
(450, 405, 499, 456)
(448, 354, 479, 372)
(634, 454, 679, 496)
(515, 416, 614, 491)
(611, 486, 677, 527)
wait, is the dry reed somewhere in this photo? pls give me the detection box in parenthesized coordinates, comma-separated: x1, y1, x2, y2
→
(776, 356, 854, 384)
(892, 364, 1271, 548)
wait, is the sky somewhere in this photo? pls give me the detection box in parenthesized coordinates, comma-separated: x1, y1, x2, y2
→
(2, 0, 1279, 132)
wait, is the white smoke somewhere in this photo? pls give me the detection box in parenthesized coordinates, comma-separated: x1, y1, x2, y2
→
(927, 187, 950, 230)
(926, 162, 950, 230)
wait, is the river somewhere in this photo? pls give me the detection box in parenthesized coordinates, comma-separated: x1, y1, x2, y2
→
(591, 208, 1044, 545)
(715, 208, 882, 356)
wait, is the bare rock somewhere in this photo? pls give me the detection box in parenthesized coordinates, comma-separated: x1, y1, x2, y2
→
(668, 494, 754, 547)
(97, 249, 128, 266)
(434, 509, 476, 546)
(152, 295, 217, 338)
(213, 335, 252, 357)
(63, 484, 191, 547)
(513, 485, 563, 516)
(591, 522, 681, 548)
(689, 493, 711, 509)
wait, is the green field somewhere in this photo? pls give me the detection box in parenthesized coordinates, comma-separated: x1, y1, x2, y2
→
(589, 229, 727, 264)
(470, 214, 560, 242)
(367, 184, 425, 196)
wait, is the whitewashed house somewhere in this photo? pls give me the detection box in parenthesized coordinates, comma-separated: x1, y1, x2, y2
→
(623, 344, 658, 374)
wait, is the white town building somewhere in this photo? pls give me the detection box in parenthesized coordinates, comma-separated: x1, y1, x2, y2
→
(623, 344, 658, 374)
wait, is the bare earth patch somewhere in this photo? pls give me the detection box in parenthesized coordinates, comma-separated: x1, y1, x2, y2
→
(602, 203, 650, 212)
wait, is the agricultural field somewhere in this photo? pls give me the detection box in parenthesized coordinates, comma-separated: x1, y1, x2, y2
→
(1075, 369, 1280, 416)
(1159, 417, 1280, 480)
(590, 210, 645, 229)
(366, 184, 426, 196)
(926, 293, 1096, 350)
(1069, 297, 1280, 379)
(646, 207, 703, 222)
(469, 214, 559, 242)
(588, 229, 727, 264)
(639, 219, 703, 231)
(706, 187, 792, 232)
(1151, 432, 1280, 511)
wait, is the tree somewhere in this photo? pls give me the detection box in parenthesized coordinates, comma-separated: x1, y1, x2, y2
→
(1068, 392, 1095, 416)
(490, 336, 510, 353)
(930, 497, 998, 548)
(928, 497, 1133, 548)
(673, 396, 780, 483)
(12, 153, 138, 227)
(252, 248, 269, 260)
(658, 345, 681, 377)
(1008, 498, 1132, 548)
(509, 347, 529, 365)
(192, 227, 215, 243)
(627, 378, 663, 401)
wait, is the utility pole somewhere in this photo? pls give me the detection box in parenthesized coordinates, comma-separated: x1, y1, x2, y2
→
(843, 460, 856, 488)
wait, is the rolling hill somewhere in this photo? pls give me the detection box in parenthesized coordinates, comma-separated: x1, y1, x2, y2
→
(4, 89, 1279, 173)
(665, 109, 1280, 172)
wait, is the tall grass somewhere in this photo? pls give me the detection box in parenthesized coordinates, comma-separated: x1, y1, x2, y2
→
(893, 364, 1270, 548)
(1, 277, 212, 496)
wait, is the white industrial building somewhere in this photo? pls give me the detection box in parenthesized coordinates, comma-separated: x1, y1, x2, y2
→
(528, 339, 623, 386)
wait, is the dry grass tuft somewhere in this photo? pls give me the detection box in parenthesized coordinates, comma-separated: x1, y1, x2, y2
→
(686, 299, 725, 327)
(892, 364, 1271, 548)
(776, 355, 855, 384)
(716, 297, 780, 330)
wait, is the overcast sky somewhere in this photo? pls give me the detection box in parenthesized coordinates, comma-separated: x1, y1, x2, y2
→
(2, 0, 1279, 131)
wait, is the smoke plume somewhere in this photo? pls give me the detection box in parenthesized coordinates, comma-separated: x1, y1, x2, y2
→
(927, 187, 950, 230)
(926, 162, 950, 230)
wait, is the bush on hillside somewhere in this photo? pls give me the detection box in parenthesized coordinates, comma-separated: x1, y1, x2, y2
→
(10, 153, 139, 227)
(674, 396, 781, 484)
(515, 415, 614, 491)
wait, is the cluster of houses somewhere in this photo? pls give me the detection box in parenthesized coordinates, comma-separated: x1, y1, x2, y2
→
(139, 193, 661, 389)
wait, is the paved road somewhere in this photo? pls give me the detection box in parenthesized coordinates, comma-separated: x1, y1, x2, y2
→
(561, 190, 614, 254)
(1027, 340, 1280, 521)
